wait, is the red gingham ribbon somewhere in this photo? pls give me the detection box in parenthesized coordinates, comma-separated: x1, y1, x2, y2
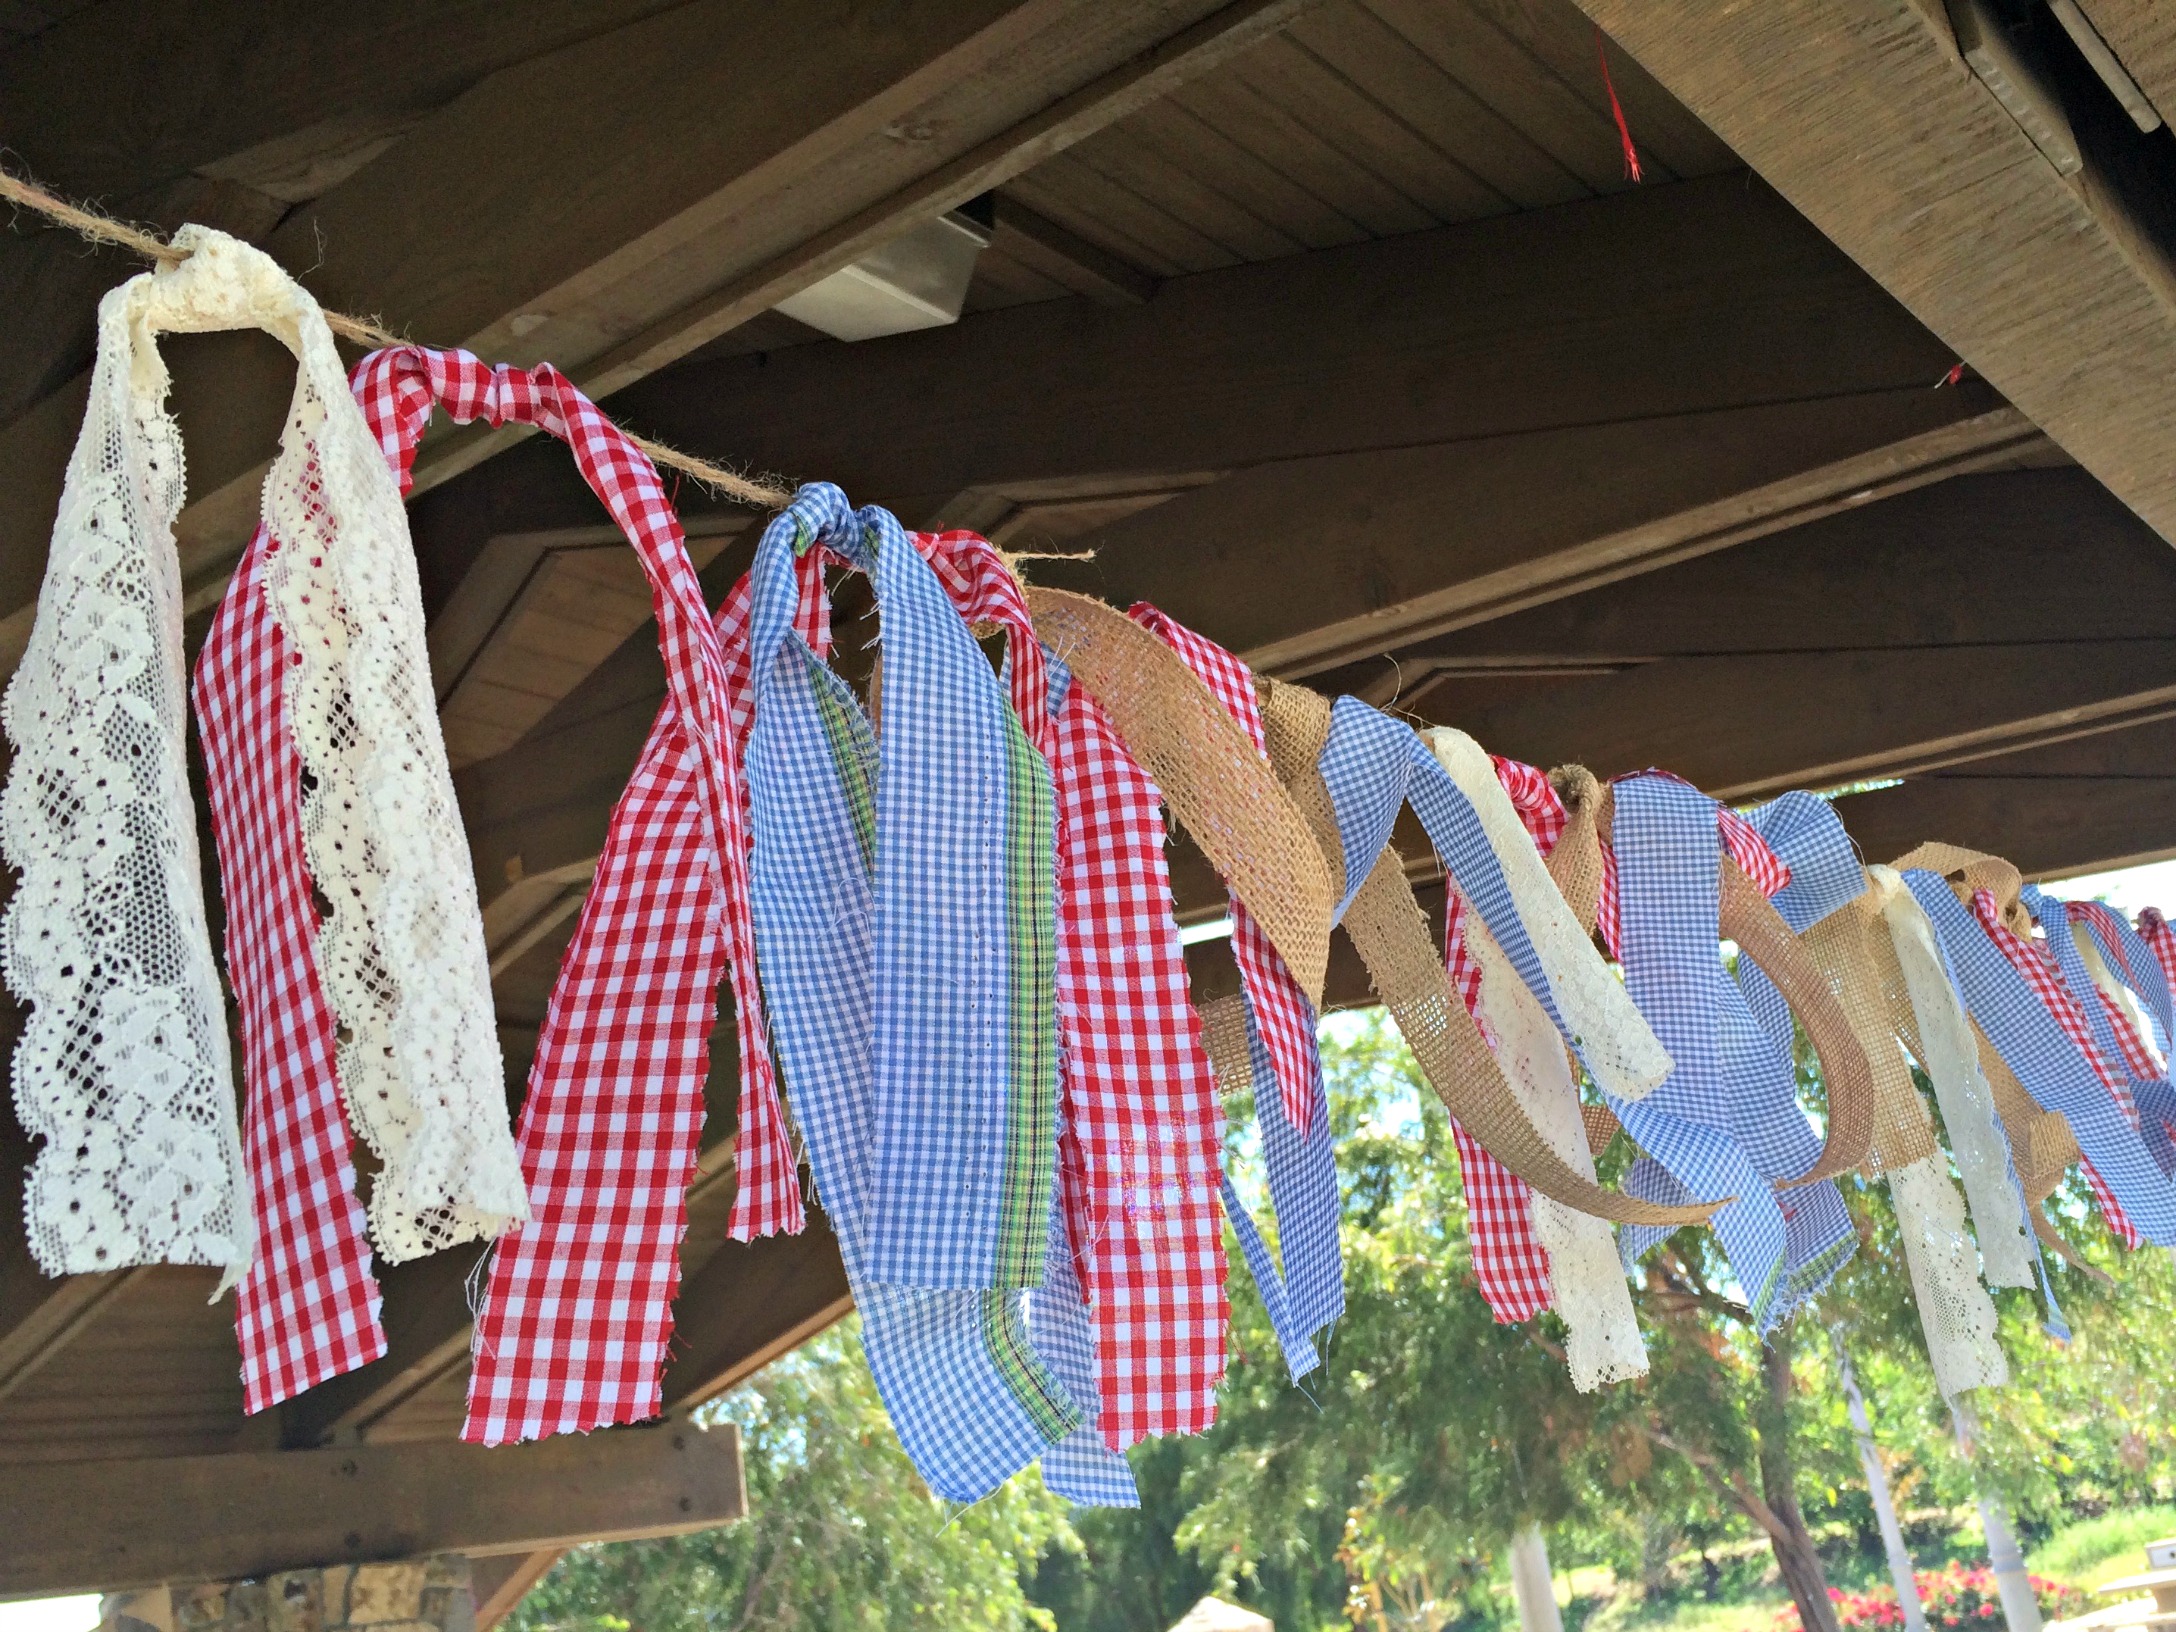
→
(1128, 606, 1323, 1138)
(2138, 908, 2176, 1003)
(1969, 889, 2142, 1248)
(342, 347, 793, 1443)
(1440, 758, 1566, 1324)
(196, 527, 386, 1413)
(919, 538, 1227, 1445)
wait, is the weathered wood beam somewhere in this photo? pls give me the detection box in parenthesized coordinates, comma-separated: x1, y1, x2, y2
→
(2071, 3, 2176, 130)
(1832, 716, 2176, 878)
(1562, 0, 2176, 549)
(3, 1421, 745, 1598)
(987, 194, 1158, 305)
(472, 1550, 567, 1632)
(609, 172, 1990, 519)
(0, 0, 1321, 676)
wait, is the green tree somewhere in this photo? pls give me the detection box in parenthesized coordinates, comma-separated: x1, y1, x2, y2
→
(508, 1320, 1076, 1632)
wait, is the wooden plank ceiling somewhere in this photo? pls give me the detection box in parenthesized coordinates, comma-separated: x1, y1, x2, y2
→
(1, 0, 2173, 1599)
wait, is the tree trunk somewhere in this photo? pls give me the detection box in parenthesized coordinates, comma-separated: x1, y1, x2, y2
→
(1509, 1523, 1566, 1632)
(1835, 1336, 1929, 1632)
(1757, 1324, 1841, 1632)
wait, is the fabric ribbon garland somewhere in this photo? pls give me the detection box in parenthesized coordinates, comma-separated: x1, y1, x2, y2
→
(2, 228, 270, 1285)
(1734, 796, 2009, 1398)
(742, 484, 1092, 1502)
(2021, 886, 2176, 1176)
(1606, 775, 1859, 1332)
(1900, 863, 2176, 1245)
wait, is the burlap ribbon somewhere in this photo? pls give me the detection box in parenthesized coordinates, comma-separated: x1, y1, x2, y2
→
(1024, 587, 1334, 1003)
(1255, 679, 1707, 1228)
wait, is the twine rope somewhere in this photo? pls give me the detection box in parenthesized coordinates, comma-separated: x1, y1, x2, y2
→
(0, 167, 794, 509)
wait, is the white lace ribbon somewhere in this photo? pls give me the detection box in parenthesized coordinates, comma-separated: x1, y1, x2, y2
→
(1869, 866, 2036, 1289)
(1424, 727, 1672, 1101)
(1465, 911, 1648, 1390)
(2, 227, 523, 1281)
(2, 228, 257, 1281)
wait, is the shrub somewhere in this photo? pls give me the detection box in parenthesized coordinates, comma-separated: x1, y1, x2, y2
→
(1772, 1565, 2091, 1632)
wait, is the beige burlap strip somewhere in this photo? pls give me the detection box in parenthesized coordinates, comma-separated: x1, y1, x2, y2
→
(1256, 680, 1709, 1227)
(1026, 587, 1335, 1003)
(1891, 842, 2032, 936)
(1545, 766, 1607, 935)
(1801, 900, 1940, 1172)
(1198, 993, 1254, 1102)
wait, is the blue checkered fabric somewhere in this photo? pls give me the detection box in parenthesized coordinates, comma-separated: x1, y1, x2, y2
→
(1248, 981, 1343, 1353)
(2022, 886, 2176, 1176)
(1734, 792, 1868, 1050)
(1317, 699, 1584, 1066)
(1608, 775, 1852, 1331)
(1905, 870, 2176, 1243)
(1222, 1173, 1325, 1381)
(1030, 1157, 1140, 1507)
(743, 484, 1079, 1502)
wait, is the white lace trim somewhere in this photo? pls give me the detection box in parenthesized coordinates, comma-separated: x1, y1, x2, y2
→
(1423, 727, 1672, 1101)
(240, 249, 522, 1262)
(1467, 904, 1647, 1391)
(3, 228, 523, 1278)
(1889, 1155, 2008, 1398)
(1870, 867, 2036, 1288)
(1, 231, 253, 1281)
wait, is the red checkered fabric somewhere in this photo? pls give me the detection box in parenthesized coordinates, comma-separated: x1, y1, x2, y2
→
(345, 346, 789, 1443)
(1128, 606, 1323, 1137)
(2099, 992, 2164, 1083)
(2137, 908, 2176, 1005)
(195, 527, 387, 1413)
(1441, 758, 1567, 1324)
(919, 537, 1227, 1446)
(1968, 888, 2143, 1249)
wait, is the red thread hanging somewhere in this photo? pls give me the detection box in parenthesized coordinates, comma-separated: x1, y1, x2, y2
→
(1595, 27, 1643, 184)
(1934, 361, 1966, 389)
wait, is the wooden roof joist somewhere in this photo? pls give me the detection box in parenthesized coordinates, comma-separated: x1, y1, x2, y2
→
(1563, 0, 2176, 550)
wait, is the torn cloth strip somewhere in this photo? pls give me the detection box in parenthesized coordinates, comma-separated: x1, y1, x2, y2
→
(2075, 899, 2176, 1059)
(1731, 791, 1873, 1049)
(1906, 871, 2176, 1244)
(1609, 774, 1852, 1332)
(1967, 889, 2143, 1245)
(349, 348, 766, 1444)
(1596, 791, 1789, 955)
(1441, 759, 1568, 1325)
(1129, 608, 1343, 1355)
(917, 534, 1223, 1453)
(743, 484, 1080, 1501)
(2137, 909, 2176, 1014)
(1130, 605, 1323, 1139)
(2025, 888, 2176, 1176)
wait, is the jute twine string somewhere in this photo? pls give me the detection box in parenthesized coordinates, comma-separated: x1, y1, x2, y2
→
(0, 167, 793, 509)
(1255, 678, 1708, 1227)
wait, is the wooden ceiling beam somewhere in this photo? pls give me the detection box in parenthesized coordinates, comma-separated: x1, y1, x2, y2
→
(3, 1421, 745, 1598)
(606, 172, 1984, 516)
(659, 1211, 854, 1415)
(2069, 4, 2176, 130)
(0, 0, 1320, 679)
(1832, 715, 2176, 878)
(1561, 0, 2176, 551)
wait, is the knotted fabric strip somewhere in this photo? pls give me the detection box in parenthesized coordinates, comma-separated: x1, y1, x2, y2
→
(1736, 798, 2005, 1396)
(3, 229, 308, 1286)
(922, 536, 1223, 1456)
(304, 347, 761, 1441)
(199, 334, 519, 1279)
(2023, 886, 2176, 1176)
(2072, 899, 2175, 1063)
(2138, 909, 2176, 1010)
(1900, 867, 2176, 1245)
(743, 484, 1079, 1501)
(1607, 775, 1857, 1332)
(1864, 869, 2038, 1287)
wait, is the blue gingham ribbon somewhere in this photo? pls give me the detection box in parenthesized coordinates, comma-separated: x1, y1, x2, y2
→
(743, 484, 1086, 1501)
(1029, 1131, 1139, 1506)
(1609, 776, 1854, 1331)
(2022, 885, 2176, 1176)
(1905, 870, 2176, 1244)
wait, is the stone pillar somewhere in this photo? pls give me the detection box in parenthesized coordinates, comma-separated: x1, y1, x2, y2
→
(105, 1559, 475, 1632)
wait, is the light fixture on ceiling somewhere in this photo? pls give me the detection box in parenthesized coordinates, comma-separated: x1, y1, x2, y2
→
(774, 199, 994, 341)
